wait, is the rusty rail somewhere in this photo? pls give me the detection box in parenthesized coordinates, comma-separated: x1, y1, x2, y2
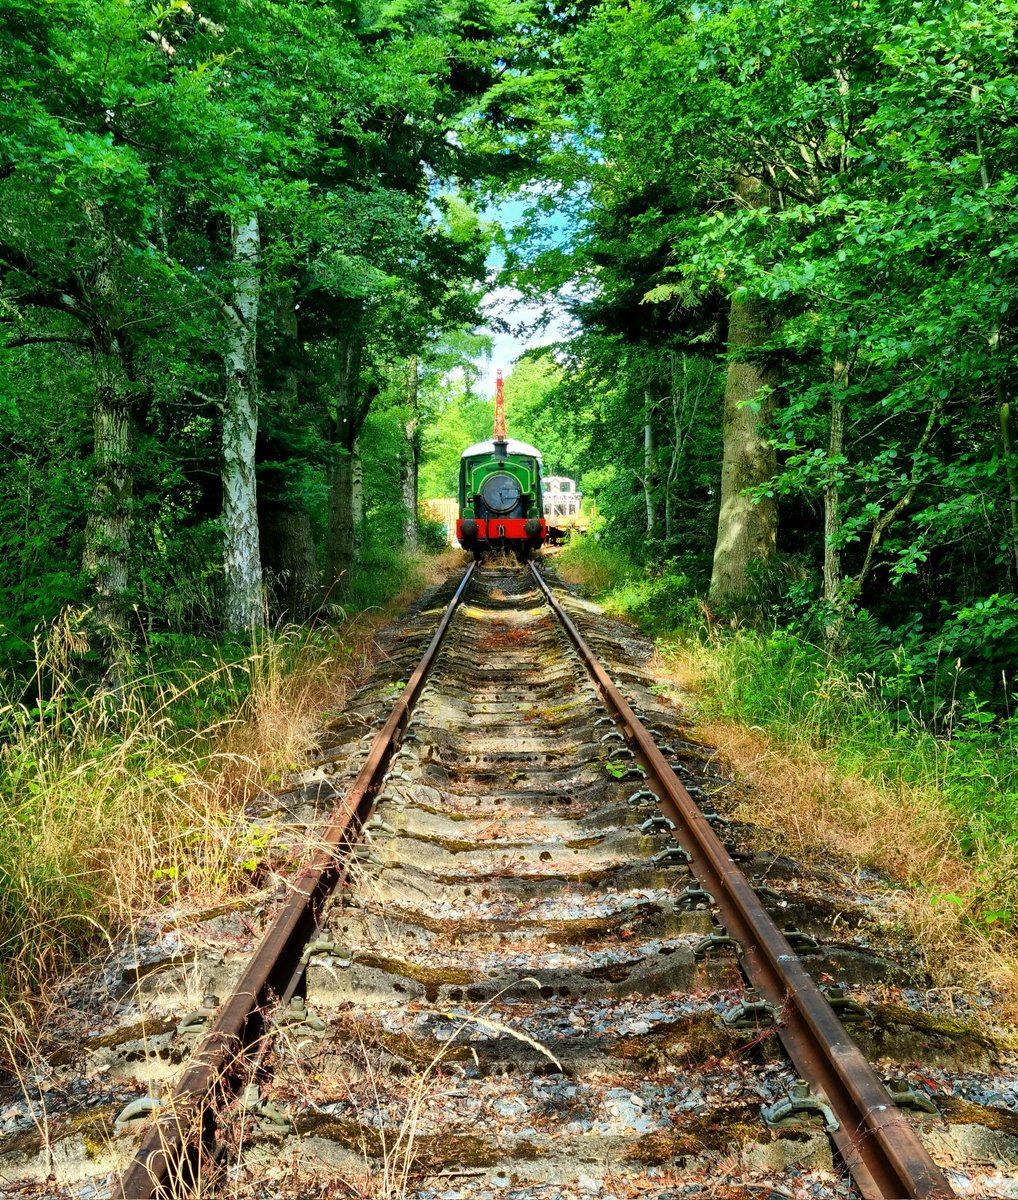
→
(117, 563, 476, 1199)
(530, 563, 954, 1200)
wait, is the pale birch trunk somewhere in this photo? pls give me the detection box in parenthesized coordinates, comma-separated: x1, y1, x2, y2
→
(402, 356, 420, 548)
(709, 176, 779, 610)
(643, 386, 656, 536)
(222, 213, 264, 632)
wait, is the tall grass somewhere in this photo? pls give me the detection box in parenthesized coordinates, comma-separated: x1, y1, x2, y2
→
(0, 547, 439, 1026)
(556, 539, 1018, 957)
(554, 538, 638, 596)
(681, 628, 1018, 924)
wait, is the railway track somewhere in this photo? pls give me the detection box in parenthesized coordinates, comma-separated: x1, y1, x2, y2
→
(2, 562, 1017, 1200)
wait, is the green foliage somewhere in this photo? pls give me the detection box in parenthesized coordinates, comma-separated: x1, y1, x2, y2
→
(557, 537, 638, 595)
(487, 0, 1018, 706)
(504, 355, 580, 475)
(603, 568, 699, 634)
(417, 515, 449, 552)
(419, 375, 492, 499)
(0, 0, 523, 661)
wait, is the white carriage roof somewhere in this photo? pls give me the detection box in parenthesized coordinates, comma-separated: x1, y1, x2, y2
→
(461, 437, 543, 460)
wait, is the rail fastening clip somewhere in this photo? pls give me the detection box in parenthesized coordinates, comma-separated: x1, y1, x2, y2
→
(721, 988, 781, 1029)
(761, 1080, 840, 1133)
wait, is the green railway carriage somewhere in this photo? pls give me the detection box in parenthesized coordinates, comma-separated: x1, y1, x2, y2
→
(456, 437, 547, 559)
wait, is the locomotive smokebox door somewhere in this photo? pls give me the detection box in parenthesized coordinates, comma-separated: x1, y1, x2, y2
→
(481, 472, 522, 514)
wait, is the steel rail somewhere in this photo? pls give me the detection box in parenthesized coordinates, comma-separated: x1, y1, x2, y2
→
(530, 563, 953, 1200)
(117, 562, 476, 1199)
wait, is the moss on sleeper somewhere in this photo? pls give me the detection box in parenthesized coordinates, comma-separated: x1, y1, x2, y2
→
(0, 1105, 118, 1161)
(611, 1013, 763, 1070)
(871, 1003, 1007, 1050)
(623, 1103, 766, 1163)
(353, 951, 474, 1000)
(937, 1094, 1018, 1135)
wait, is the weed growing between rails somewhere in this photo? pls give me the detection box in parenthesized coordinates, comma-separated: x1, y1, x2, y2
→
(0, 548, 454, 1040)
(476, 546, 529, 571)
(225, 979, 561, 1200)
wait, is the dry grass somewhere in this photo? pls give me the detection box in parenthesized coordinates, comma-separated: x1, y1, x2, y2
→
(0, 551, 466, 1048)
(477, 547, 529, 571)
(652, 646, 1018, 1007)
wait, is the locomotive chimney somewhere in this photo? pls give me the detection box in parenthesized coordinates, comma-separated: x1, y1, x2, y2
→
(493, 368, 507, 460)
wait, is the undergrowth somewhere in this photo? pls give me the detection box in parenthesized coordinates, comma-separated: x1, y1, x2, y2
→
(556, 539, 1018, 963)
(0, 545, 446, 1027)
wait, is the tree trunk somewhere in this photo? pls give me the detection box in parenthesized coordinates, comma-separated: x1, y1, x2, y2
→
(260, 505, 318, 617)
(709, 178, 779, 611)
(258, 287, 319, 618)
(325, 338, 362, 592)
(222, 212, 264, 632)
(351, 434, 364, 556)
(402, 356, 420, 547)
(1000, 401, 1018, 577)
(643, 386, 657, 536)
(80, 203, 134, 692)
(326, 450, 355, 592)
(822, 360, 848, 648)
(82, 338, 134, 685)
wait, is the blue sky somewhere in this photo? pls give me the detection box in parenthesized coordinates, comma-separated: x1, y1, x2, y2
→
(473, 195, 577, 392)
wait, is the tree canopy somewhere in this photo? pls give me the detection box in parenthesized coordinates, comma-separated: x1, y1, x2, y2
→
(3, 0, 1017, 710)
